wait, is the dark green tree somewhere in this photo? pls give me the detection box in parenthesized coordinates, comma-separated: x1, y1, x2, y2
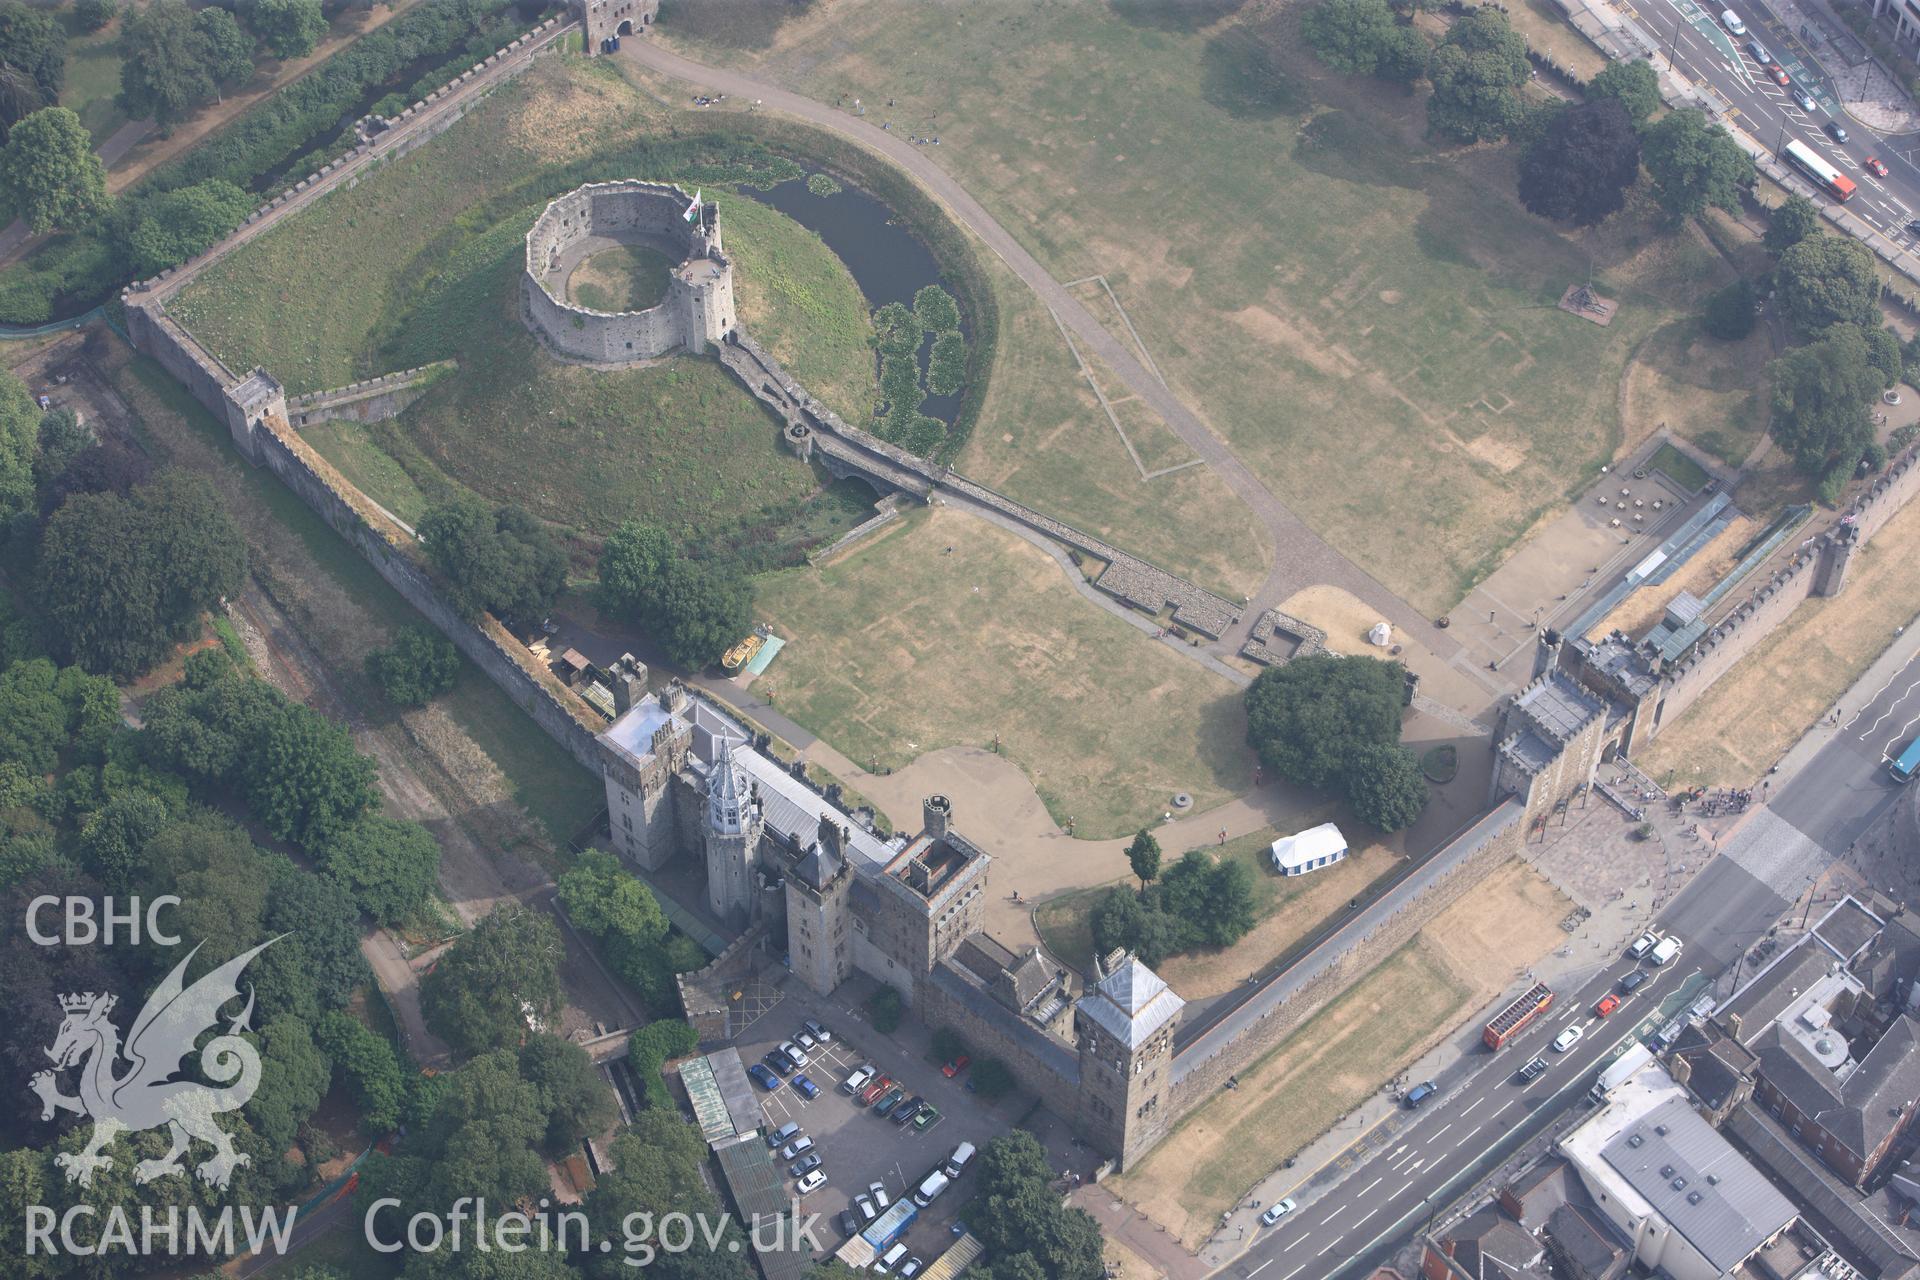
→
(78, 788, 170, 889)
(1776, 234, 1880, 337)
(0, 369, 33, 521)
(321, 812, 440, 924)
(581, 1115, 751, 1280)
(1345, 742, 1429, 831)
(594, 520, 752, 669)
(1125, 828, 1161, 892)
(248, 0, 327, 60)
(1517, 99, 1639, 226)
(194, 6, 255, 93)
(243, 700, 377, 848)
(1586, 57, 1660, 123)
(74, 0, 118, 33)
(124, 176, 254, 275)
(414, 1049, 551, 1210)
(518, 1034, 616, 1153)
(422, 906, 563, 1056)
(365, 625, 460, 706)
(1764, 194, 1823, 254)
(1425, 9, 1530, 143)
(118, 0, 220, 129)
(1703, 279, 1757, 340)
(419, 495, 568, 625)
(1641, 108, 1753, 222)
(967, 1132, 1103, 1280)
(1301, 0, 1402, 77)
(1865, 326, 1903, 389)
(626, 1018, 700, 1109)
(1767, 323, 1880, 479)
(1244, 652, 1407, 791)
(0, 108, 108, 233)
(315, 1010, 411, 1134)
(0, 2, 64, 135)
(868, 984, 904, 1033)
(32, 407, 93, 494)
(265, 860, 371, 1008)
(247, 1016, 331, 1151)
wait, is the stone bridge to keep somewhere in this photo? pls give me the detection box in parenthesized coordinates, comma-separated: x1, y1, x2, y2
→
(717, 331, 1244, 639)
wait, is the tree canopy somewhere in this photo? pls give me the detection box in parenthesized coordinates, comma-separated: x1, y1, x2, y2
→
(1768, 322, 1880, 481)
(1518, 98, 1639, 226)
(1764, 194, 1823, 255)
(1776, 234, 1880, 337)
(123, 177, 254, 275)
(0, 108, 109, 234)
(1640, 109, 1753, 222)
(365, 624, 461, 706)
(320, 812, 441, 924)
(966, 1132, 1105, 1280)
(419, 495, 568, 626)
(0, 2, 65, 137)
(1126, 829, 1161, 890)
(422, 905, 564, 1057)
(1245, 652, 1427, 831)
(594, 520, 753, 669)
(1345, 743, 1430, 832)
(1586, 58, 1660, 123)
(248, 0, 328, 60)
(118, 0, 222, 129)
(35, 468, 247, 678)
(1092, 847, 1258, 964)
(1425, 9, 1530, 143)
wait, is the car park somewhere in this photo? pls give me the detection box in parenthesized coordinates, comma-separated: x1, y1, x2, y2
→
(796, 1168, 826, 1194)
(843, 1065, 874, 1095)
(1594, 994, 1621, 1018)
(861, 1075, 893, 1105)
(1721, 8, 1745, 35)
(803, 1018, 832, 1044)
(748, 1063, 783, 1091)
(1826, 120, 1851, 144)
(1553, 1024, 1585, 1053)
(792, 1074, 820, 1100)
(914, 1105, 941, 1131)
(1868, 156, 1890, 176)
(1261, 1198, 1298, 1226)
(1793, 87, 1817, 111)
(1619, 969, 1649, 994)
(941, 1055, 970, 1078)
(875, 1086, 907, 1117)
(790, 1152, 822, 1177)
(778, 1040, 810, 1069)
(1404, 1080, 1438, 1108)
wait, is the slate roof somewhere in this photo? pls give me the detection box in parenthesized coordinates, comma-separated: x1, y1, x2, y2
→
(1720, 941, 1840, 1045)
(1003, 947, 1055, 1009)
(1671, 1023, 1758, 1113)
(1813, 897, 1887, 966)
(1443, 1208, 1546, 1280)
(1076, 956, 1184, 1049)
(792, 841, 843, 892)
(1546, 1203, 1628, 1280)
(1754, 1015, 1920, 1165)
(1598, 1094, 1796, 1273)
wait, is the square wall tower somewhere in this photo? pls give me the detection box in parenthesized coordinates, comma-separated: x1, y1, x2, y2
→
(597, 676, 692, 871)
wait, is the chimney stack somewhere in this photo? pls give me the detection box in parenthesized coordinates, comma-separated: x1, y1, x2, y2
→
(923, 794, 952, 840)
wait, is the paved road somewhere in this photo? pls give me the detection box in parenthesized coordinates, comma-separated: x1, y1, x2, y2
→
(1771, 645, 1920, 850)
(615, 37, 1458, 660)
(1218, 682, 1910, 1279)
(1648, 0, 1920, 252)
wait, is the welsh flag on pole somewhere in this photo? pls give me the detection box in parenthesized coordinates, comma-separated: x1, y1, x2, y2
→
(683, 190, 703, 223)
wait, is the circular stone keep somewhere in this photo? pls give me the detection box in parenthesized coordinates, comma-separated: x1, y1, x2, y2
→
(522, 180, 736, 365)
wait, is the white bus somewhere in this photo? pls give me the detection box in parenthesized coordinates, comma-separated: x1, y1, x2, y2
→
(1782, 138, 1857, 202)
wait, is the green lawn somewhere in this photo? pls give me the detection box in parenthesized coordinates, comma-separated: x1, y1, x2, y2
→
(1650, 441, 1711, 493)
(664, 0, 1732, 613)
(57, 20, 128, 143)
(568, 243, 673, 312)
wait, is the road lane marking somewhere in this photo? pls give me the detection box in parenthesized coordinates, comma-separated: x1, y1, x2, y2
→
(1406, 1158, 1427, 1176)
(1284, 1236, 1304, 1252)
(1319, 1241, 1339, 1256)
(1321, 1204, 1347, 1226)
(1359, 1176, 1383, 1196)
(1354, 1207, 1378, 1227)
(1461, 1097, 1483, 1118)
(1248, 1261, 1273, 1277)
(1432, 1123, 1452, 1141)
(1279, 1266, 1306, 1280)
(1491, 1100, 1513, 1121)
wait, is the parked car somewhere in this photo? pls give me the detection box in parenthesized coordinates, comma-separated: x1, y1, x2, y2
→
(941, 1055, 970, 1078)
(1594, 994, 1622, 1018)
(1793, 87, 1817, 112)
(763, 1048, 794, 1075)
(1627, 931, 1660, 959)
(874, 1086, 907, 1117)
(855, 1194, 877, 1222)
(1404, 1080, 1438, 1108)
(1619, 969, 1650, 994)
(913, 1105, 941, 1131)
(796, 1168, 826, 1194)
(789, 1152, 822, 1177)
(1906, 217, 1920, 235)
(766, 1121, 801, 1150)
(894, 1097, 926, 1126)
(804, 1018, 832, 1044)
(869, 1181, 890, 1211)
(795, 1030, 817, 1052)
(843, 1065, 875, 1095)
(1517, 1056, 1549, 1083)
(792, 1074, 820, 1100)
(748, 1063, 783, 1091)
(838, 1210, 860, 1237)
(860, 1075, 893, 1106)
(898, 1259, 924, 1279)
(1553, 1024, 1586, 1053)
(1826, 119, 1851, 144)
(781, 1136, 815, 1161)
(1650, 935, 1684, 966)
(778, 1040, 810, 1069)
(1261, 1198, 1298, 1226)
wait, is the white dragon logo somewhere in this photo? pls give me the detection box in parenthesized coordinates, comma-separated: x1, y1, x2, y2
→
(29, 938, 279, 1190)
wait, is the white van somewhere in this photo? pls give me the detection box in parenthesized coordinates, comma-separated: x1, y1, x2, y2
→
(943, 1141, 976, 1179)
(876, 1243, 910, 1273)
(1650, 935, 1684, 966)
(913, 1169, 951, 1207)
(1721, 9, 1746, 35)
(842, 1065, 874, 1095)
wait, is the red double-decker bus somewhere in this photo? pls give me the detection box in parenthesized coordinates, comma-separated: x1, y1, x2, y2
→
(1483, 981, 1555, 1050)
